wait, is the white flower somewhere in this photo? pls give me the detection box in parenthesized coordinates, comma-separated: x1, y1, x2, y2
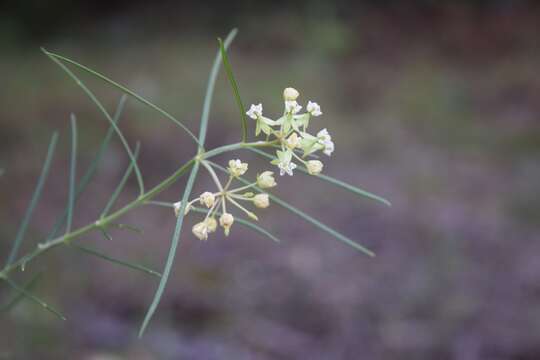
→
(192, 222, 209, 241)
(219, 213, 235, 236)
(246, 103, 263, 119)
(306, 160, 324, 175)
(283, 87, 300, 101)
(257, 171, 277, 188)
(285, 132, 300, 149)
(317, 128, 335, 156)
(228, 159, 248, 177)
(199, 192, 215, 208)
(206, 217, 218, 233)
(253, 193, 270, 208)
(173, 201, 191, 217)
(306, 101, 322, 116)
(285, 100, 302, 114)
(278, 160, 297, 176)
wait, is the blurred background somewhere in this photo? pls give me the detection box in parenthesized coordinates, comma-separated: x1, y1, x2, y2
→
(1, 1, 540, 359)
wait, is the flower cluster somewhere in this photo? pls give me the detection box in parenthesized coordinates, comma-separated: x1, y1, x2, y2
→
(246, 87, 334, 176)
(174, 160, 277, 240)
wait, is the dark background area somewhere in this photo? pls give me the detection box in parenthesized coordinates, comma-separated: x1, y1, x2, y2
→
(1, 1, 540, 359)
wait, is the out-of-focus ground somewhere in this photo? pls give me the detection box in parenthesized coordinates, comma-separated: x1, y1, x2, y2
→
(1, 2, 540, 359)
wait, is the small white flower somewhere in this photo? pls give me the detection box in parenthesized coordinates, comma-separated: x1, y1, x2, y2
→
(285, 100, 302, 114)
(306, 101, 322, 116)
(283, 87, 300, 101)
(257, 171, 277, 188)
(306, 160, 324, 175)
(228, 159, 248, 177)
(199, 192, 215, 208)
(219, 213, 235, 236)
(317, 128, 335, 156)
(173, 201, 191, 217)
(246, 103, 263, 119)
(278, 160, 297, 176)
(285, 132, 300, 149)
(205, 217, 218, 233)
(253, 193, 270, 208)
(192, 222, 209, 241)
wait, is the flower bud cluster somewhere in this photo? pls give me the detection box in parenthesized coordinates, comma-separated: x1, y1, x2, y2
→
(246, 87, 333, 176)
(173, 159, 276, 240)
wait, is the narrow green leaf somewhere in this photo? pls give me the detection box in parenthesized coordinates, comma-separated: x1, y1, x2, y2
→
(208, 161, 374, 257)
(190, 206, 280, 243)
(198, 29, 238, 147)
(0, 272, 42, 312)
(66, 114, 78, 234)
(43, 50, 145, 196)
(69, 243, 161, 278)
(218, 37, 248, 142)
(6, 132, 59, 266)
(47, 96, 127, 240)
(100, 143, 141, 217)
(250, 148, 391, 207)
(138, 161, 199, 337)
(2, 277, 66, 320)
(41, 48, 201, 146)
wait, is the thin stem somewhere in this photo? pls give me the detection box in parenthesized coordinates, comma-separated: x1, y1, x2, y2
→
(66, 114, 78, 234)
(201, 160, 224, 192)
(0, 141, 271, 281)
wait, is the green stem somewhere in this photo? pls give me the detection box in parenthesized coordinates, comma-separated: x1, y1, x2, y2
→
(0, 140, 274, 278)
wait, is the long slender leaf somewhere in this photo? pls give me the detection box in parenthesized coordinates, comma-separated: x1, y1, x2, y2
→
(249, 148, 391, 207)
(100, 143, 141, 217)
(69, 243, 161, 278)
(66, 114, 78, 234)
(198, 29, 238, 147)
(47, 96, 127, 240)
(43, 51, 145, 196)
(2, 277, 66, 320)
(218, 37, 248, 142)
(0, 272, 42, 312)
(208, 161, 375, 257)
(6, 132, 59, 265)
(138, 161, 199, 337)
(42, 48, 201, 146)
(190, 206, 280, 243)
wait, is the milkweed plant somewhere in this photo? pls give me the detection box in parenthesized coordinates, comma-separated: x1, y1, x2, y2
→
(0, 29, 390, 336)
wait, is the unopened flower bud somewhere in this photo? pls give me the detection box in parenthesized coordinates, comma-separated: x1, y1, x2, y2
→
(219, 213, 234, 236)
(306, 160, 323, 175)
(192, 222, 209, 241)
(283, 87, 300, 101)
(286, 133, 300, 149)
(173, 201, 191, 217)
(228, 159, 248, 177)
(253, 193, 270, 208)
(199, 191, 215, 208)
(257, 171, 276, 188)
(206, 217, 217, 233)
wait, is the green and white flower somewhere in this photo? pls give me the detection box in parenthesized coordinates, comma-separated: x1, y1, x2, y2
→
(246, 103, 263, 119)
(307, 101, 322, 116)
(228, 159, 248, 177)
(253, 193, 270, 208)
(317, 128, 334, 156)
(257, 171, 277, 188)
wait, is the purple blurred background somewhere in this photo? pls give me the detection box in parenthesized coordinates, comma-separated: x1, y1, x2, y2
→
(1, 1, 540, 359)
